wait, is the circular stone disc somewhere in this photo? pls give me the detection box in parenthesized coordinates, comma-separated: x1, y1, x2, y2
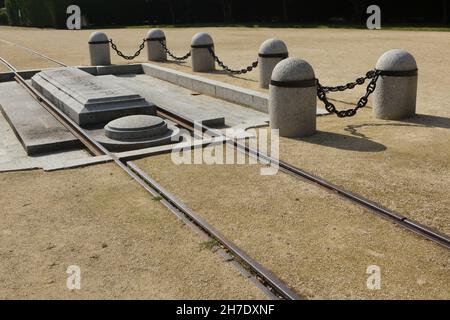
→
(105, 115, 169, 141)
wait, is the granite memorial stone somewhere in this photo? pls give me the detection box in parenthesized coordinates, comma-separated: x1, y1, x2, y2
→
(31, 68, 154, 126)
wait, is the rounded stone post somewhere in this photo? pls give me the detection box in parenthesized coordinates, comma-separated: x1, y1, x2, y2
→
(145, 29, 167, 62)
(269, 58, 317, 138)
(191, 32, 215, 72)
(88, 32, 111, 66)
(374, 49, 418, 120)
(258, 38, 289, 89)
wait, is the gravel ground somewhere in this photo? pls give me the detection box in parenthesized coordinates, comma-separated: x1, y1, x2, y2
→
(136, 149, 450, 300)
(0, 26, 449, 299)
(0, 164, 266, 300)
(266, 107, 450, 236)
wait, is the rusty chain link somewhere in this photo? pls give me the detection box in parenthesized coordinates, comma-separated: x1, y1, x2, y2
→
(317, 69, 381, 118)
(207, 47, 258, 75)
(158, 40, 191, 61)
(110, 39, 146, 61)
(321, 70, 380, 93)
(108, 38, 380, 118)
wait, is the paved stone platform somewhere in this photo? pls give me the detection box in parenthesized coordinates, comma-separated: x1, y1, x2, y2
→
(0, 108, 92, 172)
(0, 81, 81, 155)
(115, 74, 270, 130)
(31, 68, 155, 126)
(142, 63, 329, 116)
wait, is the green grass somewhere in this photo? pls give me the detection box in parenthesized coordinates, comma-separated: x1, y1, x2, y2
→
(200, 239, 220, 252)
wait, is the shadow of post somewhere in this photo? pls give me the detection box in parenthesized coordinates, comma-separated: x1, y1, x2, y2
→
(343, 114, 450, 139)
(402, 114, 450, 129)
(291, 131, 387, 152)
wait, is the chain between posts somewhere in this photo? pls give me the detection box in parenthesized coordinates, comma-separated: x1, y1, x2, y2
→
(110, 39, 146, 60)
(158, 40, 191, 61)
(321, 70, 380, 93)
(317, 69, 381, 118)
(207, 47, 258, 75)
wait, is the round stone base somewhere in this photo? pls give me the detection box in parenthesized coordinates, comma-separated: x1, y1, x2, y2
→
(105, 115, 169, 141)
(87, 115, 180, 152)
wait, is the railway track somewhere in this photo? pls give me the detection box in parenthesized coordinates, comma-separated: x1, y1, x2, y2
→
(158, 107, 450, 251)
(0, 39, 68, 68)
(0, 55, 302, 300)
(1, 43, 449, 298)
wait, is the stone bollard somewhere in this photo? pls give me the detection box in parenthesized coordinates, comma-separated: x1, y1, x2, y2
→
(258, 38, 289, 89)
(145, 29, 167, 62)
(191, 32, 215, 72)
(269, 58, 317, 137)
(374, 49, 418, 120)
(88, 31, 111, 66)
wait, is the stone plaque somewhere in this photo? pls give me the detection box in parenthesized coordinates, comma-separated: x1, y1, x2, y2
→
(31, 68, 155, 126)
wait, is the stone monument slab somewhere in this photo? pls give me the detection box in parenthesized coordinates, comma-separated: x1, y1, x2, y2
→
(31, 68, 155, 126)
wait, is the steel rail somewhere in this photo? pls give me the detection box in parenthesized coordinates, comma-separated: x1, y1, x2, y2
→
(0, 39, 68, 67)
(127, 162, 302, 300)
(154, 106, 450, 251)
(0, 57, 302, 300)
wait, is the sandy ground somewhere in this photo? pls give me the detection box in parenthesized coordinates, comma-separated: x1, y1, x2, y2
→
(263, 107, 450, 235)
(136, 149, 450, 300)
(0, 26, 449, 299)
(0, 164, 266, 300)
(0, 38, 57, 71)
(0, 26, 449, 116)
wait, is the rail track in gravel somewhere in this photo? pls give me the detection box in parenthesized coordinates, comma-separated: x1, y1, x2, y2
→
(0, 55, 302, 300)
(0, 39, 68, 68)
(1, 42, 450, 297)
(157, 105, 450, 252)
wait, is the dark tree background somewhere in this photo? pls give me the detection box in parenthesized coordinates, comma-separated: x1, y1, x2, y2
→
(3, 0, 450, 28)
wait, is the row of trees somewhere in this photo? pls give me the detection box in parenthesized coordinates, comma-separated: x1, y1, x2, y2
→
(3, 0, 450, 28)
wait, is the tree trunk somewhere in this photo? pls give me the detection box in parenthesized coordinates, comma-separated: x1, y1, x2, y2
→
(444, 0, 448, 25)
(168, 0, 176, 24)
(282, 0, 289, 22)
(221, 0, 233, 23)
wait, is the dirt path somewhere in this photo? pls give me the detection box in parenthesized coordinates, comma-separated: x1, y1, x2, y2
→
(1, 26, 449, 299)
(0, 164, 266, 300)
(0, 26, 449, 116)
(263, 107, 450, 235)
(136, 150, 450, 300)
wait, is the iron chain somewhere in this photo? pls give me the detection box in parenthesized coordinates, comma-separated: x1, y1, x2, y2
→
(321, 70, 379, 93)
(110, 39, 146, 61)
(158, 40, 191, 61)
(317, 69, 381, 118)
(207, 47, 258, 75)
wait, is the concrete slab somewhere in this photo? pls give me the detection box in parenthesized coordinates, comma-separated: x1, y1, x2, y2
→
(42, 155, 112, 172)
(115, 135, 229, 161)
(142, 63, 329, 116)
(96, 64, 144, 76)
(31, 68, 155, 126)
(0, 81, 81, 155)
(115, 74, 270, 130)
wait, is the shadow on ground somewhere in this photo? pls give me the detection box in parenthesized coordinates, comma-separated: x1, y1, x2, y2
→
(292, 131, 387, 152)
(344, 114, 450, 139)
